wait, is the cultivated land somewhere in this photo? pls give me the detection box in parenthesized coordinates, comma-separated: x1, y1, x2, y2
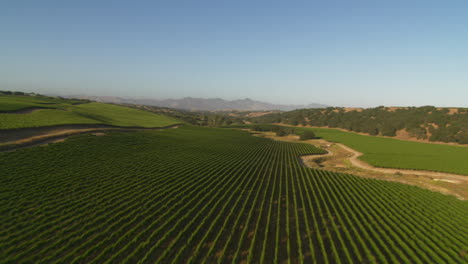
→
(1, 96, 467, 263)
(307, 127, 468, 175)
(0, 95, 85, 112)
(238, 124, 468, 175)
(251, 130, 468, 200)
(1, 126, 467, 263)
(0, 95, 180, 130)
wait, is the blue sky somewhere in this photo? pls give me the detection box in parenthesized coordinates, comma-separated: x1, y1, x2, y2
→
(1, 1, 467, 107)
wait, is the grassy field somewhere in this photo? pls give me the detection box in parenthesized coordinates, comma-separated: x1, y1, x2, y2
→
(0, 95, 84, 112)
(233, 124, 468, 175)
(0, 95, 180, 129)
(304, 127, 468, 175)
(0, 126, 466, 263)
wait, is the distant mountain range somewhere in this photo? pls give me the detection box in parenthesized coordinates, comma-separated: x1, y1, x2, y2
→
(69, 96, 327, 111)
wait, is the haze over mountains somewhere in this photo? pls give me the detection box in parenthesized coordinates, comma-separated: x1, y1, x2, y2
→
(70, 96, 327, 111)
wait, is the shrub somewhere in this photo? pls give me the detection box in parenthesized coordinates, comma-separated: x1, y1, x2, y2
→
(275, 129, 287, 137)
(300, 131, 316, 140)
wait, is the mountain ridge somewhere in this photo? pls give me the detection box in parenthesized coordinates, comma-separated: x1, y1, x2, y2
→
(67, 96, 328, 111)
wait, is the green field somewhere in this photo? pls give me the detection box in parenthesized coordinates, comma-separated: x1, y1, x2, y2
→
(0, 95, 84, 112)
(233, 124, 468, 175)
(303, 127, 468, 175)
(1, 126, 466, 263)
(0, 95, 180, 129)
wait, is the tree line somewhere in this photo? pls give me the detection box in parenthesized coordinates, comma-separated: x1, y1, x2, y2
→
(126, 104, 247, 126)
(251, 124, 316, 140)
(250, 106, 468, 144)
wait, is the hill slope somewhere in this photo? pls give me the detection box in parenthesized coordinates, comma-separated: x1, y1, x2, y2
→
(0, 95, 180, 129)
(253, 106, 468, 144)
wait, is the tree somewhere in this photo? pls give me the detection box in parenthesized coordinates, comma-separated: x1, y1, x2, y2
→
(299, 131, 316, 140)
(276, 129, 287, 137)
(252, 125, 263, 132)
(456, 130, 468, 144)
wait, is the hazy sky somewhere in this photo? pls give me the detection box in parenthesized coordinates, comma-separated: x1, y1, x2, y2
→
(1, 1, 467, 107)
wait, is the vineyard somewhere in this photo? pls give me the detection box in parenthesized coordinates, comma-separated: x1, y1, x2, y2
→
(0, 126, 467, 263)
(231, 124, 468, 175)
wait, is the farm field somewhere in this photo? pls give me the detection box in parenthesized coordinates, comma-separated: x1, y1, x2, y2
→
(1, 126, 467, 263)
(304, 127, 468, 175)
(0, 95, 84, 112)
(0, 95, 180, 129)
(234, 124, 468, 175)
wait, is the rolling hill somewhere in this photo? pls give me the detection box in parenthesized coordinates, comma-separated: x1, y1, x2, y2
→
(0, 95, 181, 130)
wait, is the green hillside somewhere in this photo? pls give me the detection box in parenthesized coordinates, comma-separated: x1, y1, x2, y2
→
(0, 95, 180, 129)
(0, 126, 466, 263)
(0, 95, 84, 112)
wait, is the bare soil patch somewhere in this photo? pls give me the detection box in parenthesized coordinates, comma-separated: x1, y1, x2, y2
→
(437, 108, 459, 115)
(385, 106, 408, 112)
(343, 107, 363, 112)
(433, 179, 460, 184)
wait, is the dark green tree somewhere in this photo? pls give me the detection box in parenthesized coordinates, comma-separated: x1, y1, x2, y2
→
(299, 131, 316, 140)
